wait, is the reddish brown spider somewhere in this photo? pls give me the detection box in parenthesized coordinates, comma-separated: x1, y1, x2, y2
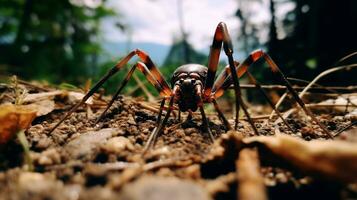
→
(49, 22, 332, 152)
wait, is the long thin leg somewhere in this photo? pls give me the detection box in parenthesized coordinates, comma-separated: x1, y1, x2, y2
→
(199, 106, 215, 142)
(95, 64, 137, 123)
(196, 84, 216, 141)
(48, 49, 171, 134)
(156, 98, 166, 124)
(211, 62, 239, 97)
(246, 71, 295, 132)
(203, 22, 256, 132)
(96, 62, 171, 123)
(212, 99, 232, 130)
(143, 95, 175, 154)
(213, 49, 332, 138)
(178, 110, 181, 122)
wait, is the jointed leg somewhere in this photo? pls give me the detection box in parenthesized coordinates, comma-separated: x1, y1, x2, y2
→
(96, 62, 170, 123)
(199, 106, 215, 142)
(177, 110, 181, 122)
(143, 95, 175, 154)
(241, 50, 331, 138)
(212, 99, 232, 130)
(214, 49, 332, 138)
(156, 98, 166, 124)
(48, 49, 171, 134)
(95, 64, 137, 123)
(245, 71, 294, 132)
(203, 22, 257, 133)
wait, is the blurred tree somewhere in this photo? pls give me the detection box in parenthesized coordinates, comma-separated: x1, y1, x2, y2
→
(0, 0, 117, 83)
(163, 39, 206, 68)
(267, 0, 357, 85)
(235, 0, 262, 55)
(235, 0, 357, 85)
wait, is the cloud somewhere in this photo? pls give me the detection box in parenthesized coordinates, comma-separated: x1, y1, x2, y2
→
(103, 0, 295, 54)
(104, 0, 240, 49)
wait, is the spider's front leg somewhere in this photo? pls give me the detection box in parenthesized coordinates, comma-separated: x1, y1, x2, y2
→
(203, 22, 259, 134)
(48, 49, 172, 134)
(143, 86, 178, 154)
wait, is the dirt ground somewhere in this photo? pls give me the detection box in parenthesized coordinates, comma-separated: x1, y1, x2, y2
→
(0, 81, 356, 200)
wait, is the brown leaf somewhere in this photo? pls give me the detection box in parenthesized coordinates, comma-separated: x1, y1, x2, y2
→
(243, 134, 357, 183)
(0, 104, 36, 144)
(27, 99, 55, 117)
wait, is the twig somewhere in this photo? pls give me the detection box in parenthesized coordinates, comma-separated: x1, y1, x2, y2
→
(338, 51, 357, 63)
(236, 148, 267, 200)
(230, 84, 357, 92)
(333, 121, 357, 138)
(299, 64, 357, 99)
(17, 130, 33, 171)
(133, 73, 156, 102)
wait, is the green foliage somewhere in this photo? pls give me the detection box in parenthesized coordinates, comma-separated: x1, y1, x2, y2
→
(0, 0, 116, 84)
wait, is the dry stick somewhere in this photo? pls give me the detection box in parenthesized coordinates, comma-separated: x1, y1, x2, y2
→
(273, 64, 357, 117)
(334, 121, 357, 137)
(230, 84, 357, 92)
(132, 73, 156, 102)
(236, 148, 267, 200)
(268, 78, 330, 120)
(272, 64, 357, 116)
(299, 64, 357, 99)
(287, 77, 337, 93)
(268, 91, 288, 120)
(286, 78, 357, 109)
(273, 64, 357, 136)
(338, 51, 357, 63)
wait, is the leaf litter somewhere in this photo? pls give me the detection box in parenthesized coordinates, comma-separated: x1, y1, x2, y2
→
(0, 80, 356, 200)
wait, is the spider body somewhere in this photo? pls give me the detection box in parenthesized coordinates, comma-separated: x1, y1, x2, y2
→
(171, 64, 207, 112)
(49, 22, 331, 153)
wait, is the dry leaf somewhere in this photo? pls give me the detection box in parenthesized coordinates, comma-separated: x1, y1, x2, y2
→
(0, 104, 36, 144)
(67, 91, 93, 105)
(243, 134, 357, 183)
(23, 91, 63, 103)
(27, 99, 55, 117)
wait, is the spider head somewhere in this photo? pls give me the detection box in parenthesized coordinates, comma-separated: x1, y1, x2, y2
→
(171, 64, 207, 112)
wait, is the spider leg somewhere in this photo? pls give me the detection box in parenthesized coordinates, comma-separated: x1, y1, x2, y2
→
(212, 99, 232, 130)
(208, 63, 239, 131)
(48, 49, 171, 134)
(177, 110, 181, 122)
(156, 98, 166, 125)
(199, 105, 215, 142)
(214, 49, 332, 138)
(195, 84, 215, 142)
(203, 22, 257, 133)
(245, 71, 295, 132)
(143, 94, 176, 154)
(210, 63, 293, 132)
(96, 61, 171, 123)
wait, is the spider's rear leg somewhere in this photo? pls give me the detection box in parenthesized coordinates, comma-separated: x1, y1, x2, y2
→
(216, 49, 332, 138)
(245, 71, 295, 132)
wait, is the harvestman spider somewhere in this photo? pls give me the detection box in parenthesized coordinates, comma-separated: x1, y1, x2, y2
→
(49, 22, 332, 152)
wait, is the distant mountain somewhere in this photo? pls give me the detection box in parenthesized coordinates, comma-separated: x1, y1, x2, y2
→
(102, 41, 244, 67)
(102, 41, 171, 66)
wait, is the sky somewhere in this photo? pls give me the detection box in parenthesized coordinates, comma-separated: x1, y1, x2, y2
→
(102, 0, 295, 52)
